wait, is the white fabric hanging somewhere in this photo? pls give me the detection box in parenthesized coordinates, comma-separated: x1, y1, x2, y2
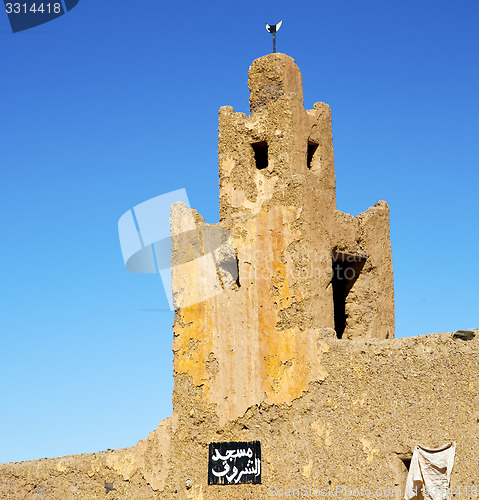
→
(404, 442, 456, 500)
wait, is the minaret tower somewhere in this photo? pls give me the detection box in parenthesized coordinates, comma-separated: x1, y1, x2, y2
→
(170, 53, 394, 425)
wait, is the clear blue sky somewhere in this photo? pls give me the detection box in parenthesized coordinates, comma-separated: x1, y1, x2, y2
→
(0, 0, 477, 463)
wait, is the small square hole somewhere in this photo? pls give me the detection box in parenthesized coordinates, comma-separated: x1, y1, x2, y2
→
(105, 482, 115, 493)
(252, 141, 268, 170)
(307, 141, 319, 169)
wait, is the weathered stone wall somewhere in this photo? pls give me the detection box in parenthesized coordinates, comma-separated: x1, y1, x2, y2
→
(161, 330, 479, 499)
(2, 331, 478, 499)
(0, 417, 177, 499)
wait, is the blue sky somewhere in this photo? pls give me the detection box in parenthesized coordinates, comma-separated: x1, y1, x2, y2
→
(0, 0, 477, 463)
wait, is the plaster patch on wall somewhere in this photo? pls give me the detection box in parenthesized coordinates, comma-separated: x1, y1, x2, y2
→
(187, 485, 204, 500)
(302, 459, 314, 478)
(361, 438, 379, 465)
(222, 171, 278, 213)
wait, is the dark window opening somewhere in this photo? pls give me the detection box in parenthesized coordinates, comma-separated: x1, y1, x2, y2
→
(401, 457, 411, 471)
(307, 141, 319, 169)
(220, 254, 241, 289)
(396, 454, 413, 499)
(252, 141, 268, 170)
(331, 251, 366, 339)
(235, 256, 241, 288)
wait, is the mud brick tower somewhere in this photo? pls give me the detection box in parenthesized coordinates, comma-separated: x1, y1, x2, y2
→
(170, 53, 395, 428)
(1, 54, 478, 500)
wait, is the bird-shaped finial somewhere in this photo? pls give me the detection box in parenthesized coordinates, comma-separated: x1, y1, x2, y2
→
(265, 20, 282, 53)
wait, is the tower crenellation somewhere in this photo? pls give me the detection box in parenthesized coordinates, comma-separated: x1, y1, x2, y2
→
(219, 53, 337, 221)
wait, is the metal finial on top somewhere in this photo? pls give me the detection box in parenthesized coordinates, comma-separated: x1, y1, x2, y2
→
(265, 20, 282, 53)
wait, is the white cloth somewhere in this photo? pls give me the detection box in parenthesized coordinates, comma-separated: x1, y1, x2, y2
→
(404, 442, 456, 500)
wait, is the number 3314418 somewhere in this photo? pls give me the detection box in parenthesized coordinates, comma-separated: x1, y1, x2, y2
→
(5, 3, 61, 14)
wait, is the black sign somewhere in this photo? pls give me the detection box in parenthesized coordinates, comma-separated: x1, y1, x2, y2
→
(208, 441, 261, 485)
